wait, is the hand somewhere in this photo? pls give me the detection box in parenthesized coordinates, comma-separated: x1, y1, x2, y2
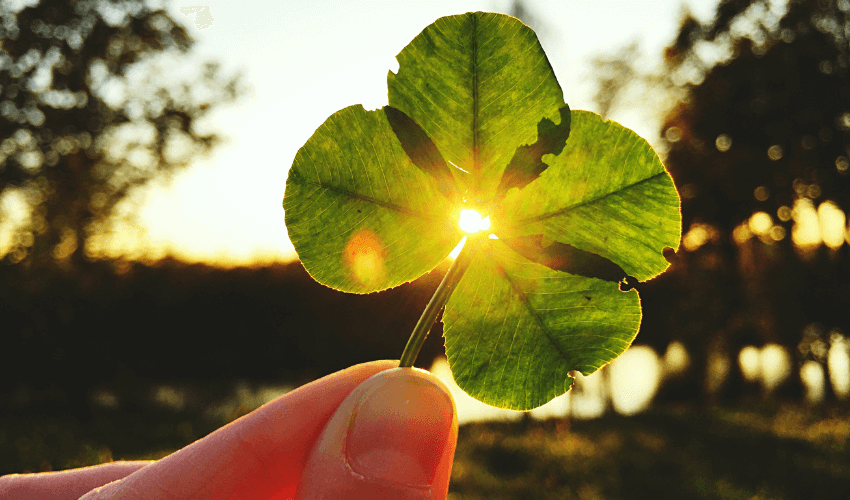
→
(0, 361, 458, 499)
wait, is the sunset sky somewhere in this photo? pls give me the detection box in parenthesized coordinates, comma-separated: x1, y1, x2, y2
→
(113, 0, 721, 266)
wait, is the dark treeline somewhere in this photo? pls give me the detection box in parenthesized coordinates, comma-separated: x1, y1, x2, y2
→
(2, 237, 846, 416)
(0, 259, 447, 416)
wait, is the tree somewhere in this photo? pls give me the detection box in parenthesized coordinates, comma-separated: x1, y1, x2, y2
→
(662, 0, 850, 239)
(658, 0, 850, 401)
(0, 0, 242, 269)
(585, 0, 850, 403)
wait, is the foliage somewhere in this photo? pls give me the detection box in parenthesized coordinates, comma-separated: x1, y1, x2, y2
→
(583, 0, 850, 404)
(660, 0, 850, 398)
(0, 0, 242, 268)
(284, 12, 681, 410)
(663, 0, 850, 236)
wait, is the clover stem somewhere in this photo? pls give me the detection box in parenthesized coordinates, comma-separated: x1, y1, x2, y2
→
(398, 237, 477, 368)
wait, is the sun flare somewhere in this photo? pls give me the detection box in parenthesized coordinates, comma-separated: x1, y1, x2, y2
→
(458, 209, 491, 234)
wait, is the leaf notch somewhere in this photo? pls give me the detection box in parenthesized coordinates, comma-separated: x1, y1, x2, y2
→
(496, 104, 571, 198)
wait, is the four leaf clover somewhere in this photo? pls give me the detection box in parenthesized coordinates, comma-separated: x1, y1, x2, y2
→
(284, 12, 681, 410)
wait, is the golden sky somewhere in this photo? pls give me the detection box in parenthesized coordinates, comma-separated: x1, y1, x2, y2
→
(87, 0, 723, 266)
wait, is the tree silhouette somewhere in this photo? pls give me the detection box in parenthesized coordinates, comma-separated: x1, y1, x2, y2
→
(585, 0, 850, 402)
(663, 0, 850, 239)
(0, 0, 242, 269)
(657, 0, 850, 401)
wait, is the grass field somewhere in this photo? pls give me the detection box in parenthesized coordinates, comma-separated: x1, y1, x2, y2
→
(2, 402, 849, 499)
(451, 403, 850, 499)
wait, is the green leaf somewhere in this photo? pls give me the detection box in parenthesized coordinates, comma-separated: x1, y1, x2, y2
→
(442, 112, 679, 409)
(501, 234, 628, 283)
(387, 12, 566, 201)
(443, 238, 641, 410)
(496, 104, 571, 198)
(284, 104, 461, 293)
(384, 106, 462, 204)
(497, 110, 681, 282)
(283, 12, 682, 411)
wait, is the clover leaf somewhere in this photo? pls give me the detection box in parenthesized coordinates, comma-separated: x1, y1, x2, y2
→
(283, 12, 681, 410)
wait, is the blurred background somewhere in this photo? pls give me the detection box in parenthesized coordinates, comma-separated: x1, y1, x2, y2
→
(2, 0, 850, 498)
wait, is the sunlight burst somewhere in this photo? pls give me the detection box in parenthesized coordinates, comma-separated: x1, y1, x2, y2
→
(458, 209, 491, 234)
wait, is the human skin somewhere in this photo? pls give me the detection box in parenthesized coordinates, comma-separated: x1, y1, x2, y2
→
(0, 360, 458, 500)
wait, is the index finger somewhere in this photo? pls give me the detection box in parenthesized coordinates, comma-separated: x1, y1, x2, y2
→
(80, 360, 397, 500)
(0, 461, 151, 500)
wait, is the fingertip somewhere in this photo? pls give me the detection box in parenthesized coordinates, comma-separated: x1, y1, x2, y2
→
(296, 367, 458, 500)
(346, 369, 454, 486)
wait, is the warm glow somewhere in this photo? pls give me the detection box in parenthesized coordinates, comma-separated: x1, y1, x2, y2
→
(818, 200, 846, 250)
(749, 211, 772, 235)
(828, 335, 850, 400)
(0, 187, 31, 260)
(760, 344, 791, 393)
(738, 345, 760, 382)
(683, 224, 709, 251)
(706, 351, 730, 394)
(458, 209, 491, 234)
(663, 341, 690, 376)
(570, 370, 609, 419)
(25, 2, 716, 267)
(792, 198, 822, 249)
(732, 222, 753, 245)
(343, 229, 386, 287)
(609, 346, 661, 415)
(800, 361, 825, 403)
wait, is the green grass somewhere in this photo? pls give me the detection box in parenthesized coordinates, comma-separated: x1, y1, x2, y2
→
(3, 402, 849, 499)
(449, 403, 850, 500)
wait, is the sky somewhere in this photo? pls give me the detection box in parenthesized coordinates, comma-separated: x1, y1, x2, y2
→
(111, 0, 721, 266)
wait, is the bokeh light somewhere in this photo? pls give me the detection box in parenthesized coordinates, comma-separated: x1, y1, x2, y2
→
(715, 133, 732, 152)
(429, 346, 665, 423)
(817, 200, 846, 250)
(792, 198, 822, 249)
(828, 333, 850, 400)
(569, 370, 608, 420)
(706, 350, 731, 394)
(800, 361, 825, 403)
(748, 211, 772, 236)
(0, 188, 30, 260)
(662, 341, 690, 377)
(609, 346, 661, 415)
(683, 223, 712, 251)
(760, 344, 791, 393)
(738, 345, 760, 382)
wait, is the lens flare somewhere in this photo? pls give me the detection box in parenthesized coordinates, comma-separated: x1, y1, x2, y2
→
(344, 229, 386, 287)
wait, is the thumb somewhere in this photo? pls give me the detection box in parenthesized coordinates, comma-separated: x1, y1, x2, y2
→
(295, 367, 457, 500)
